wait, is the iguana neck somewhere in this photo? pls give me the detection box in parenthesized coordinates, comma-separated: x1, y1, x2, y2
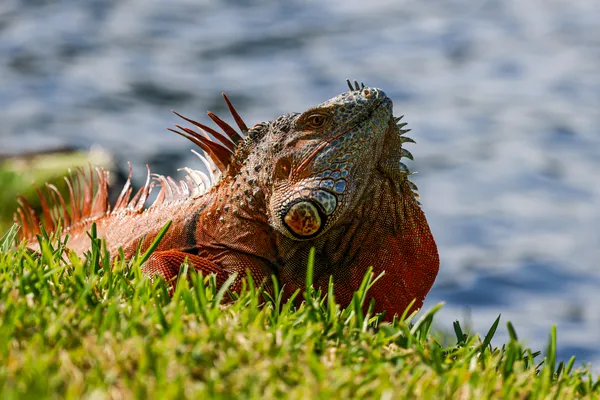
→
(276, 177, 438, 315)
(188, 173, 279, 266)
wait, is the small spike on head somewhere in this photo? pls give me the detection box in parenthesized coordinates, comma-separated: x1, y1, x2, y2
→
(346, 79, 354, 91)
(346, 79, 367, 91)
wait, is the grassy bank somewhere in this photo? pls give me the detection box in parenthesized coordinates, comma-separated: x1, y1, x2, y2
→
(0, 226, 597, 399)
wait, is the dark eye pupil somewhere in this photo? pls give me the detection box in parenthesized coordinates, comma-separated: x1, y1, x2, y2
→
(311, 116, 323, 125)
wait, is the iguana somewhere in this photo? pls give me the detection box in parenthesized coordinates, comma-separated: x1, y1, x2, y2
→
(15, 80, 439, 318)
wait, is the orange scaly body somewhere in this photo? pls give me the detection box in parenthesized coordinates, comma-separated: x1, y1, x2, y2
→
(17, 81, 439, 319)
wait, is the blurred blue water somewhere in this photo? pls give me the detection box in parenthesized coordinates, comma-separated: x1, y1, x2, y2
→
(1, 0, 599, 369)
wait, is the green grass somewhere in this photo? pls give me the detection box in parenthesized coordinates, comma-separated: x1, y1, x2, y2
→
(0, 225, 598, 399)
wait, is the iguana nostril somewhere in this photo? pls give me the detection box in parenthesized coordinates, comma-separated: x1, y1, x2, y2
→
(362, 89, 373, 99)
(283, 200, 323, 238)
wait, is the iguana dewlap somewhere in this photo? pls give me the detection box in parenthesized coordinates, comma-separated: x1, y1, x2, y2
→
(16, 80, 439, 319)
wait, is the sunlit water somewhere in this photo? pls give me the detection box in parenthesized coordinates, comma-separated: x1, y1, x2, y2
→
(1, 0, 599, 368)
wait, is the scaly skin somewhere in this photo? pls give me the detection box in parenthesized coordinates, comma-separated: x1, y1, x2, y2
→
(17, 81, 439, 319)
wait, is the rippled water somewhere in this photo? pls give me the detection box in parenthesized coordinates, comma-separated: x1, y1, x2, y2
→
(1, 0, 599, 368)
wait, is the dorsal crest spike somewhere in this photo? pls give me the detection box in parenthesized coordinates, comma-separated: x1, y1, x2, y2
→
(46, 183, 70, 228)
(134, 165, 153, 211)
(114, 162, 133, 211)
(168, 127, 229, 171)
(221, 93, 248, 136)
(207, 111, 243, 145)
(33, 183, 54, 231)
(170, 93, 249, 174)
(172, 111, 236, 152)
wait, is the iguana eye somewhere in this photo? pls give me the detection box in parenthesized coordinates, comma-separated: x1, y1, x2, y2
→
(303, 112, 330, 130)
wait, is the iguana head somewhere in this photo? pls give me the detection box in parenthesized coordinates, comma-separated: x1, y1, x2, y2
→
(236, 81, 437, 317)
(257, 82, 404, 240)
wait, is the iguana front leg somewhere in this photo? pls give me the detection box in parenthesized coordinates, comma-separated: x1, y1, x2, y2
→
(142, 250, 272, 292)
(143, 251, 230, 287)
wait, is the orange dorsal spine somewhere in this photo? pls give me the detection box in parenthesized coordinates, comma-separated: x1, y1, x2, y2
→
(15, 93, 248, 243)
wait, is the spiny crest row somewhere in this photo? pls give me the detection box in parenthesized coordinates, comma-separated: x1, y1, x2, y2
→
(393, 113, 420, 202)
(15, 94, 249, 240)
